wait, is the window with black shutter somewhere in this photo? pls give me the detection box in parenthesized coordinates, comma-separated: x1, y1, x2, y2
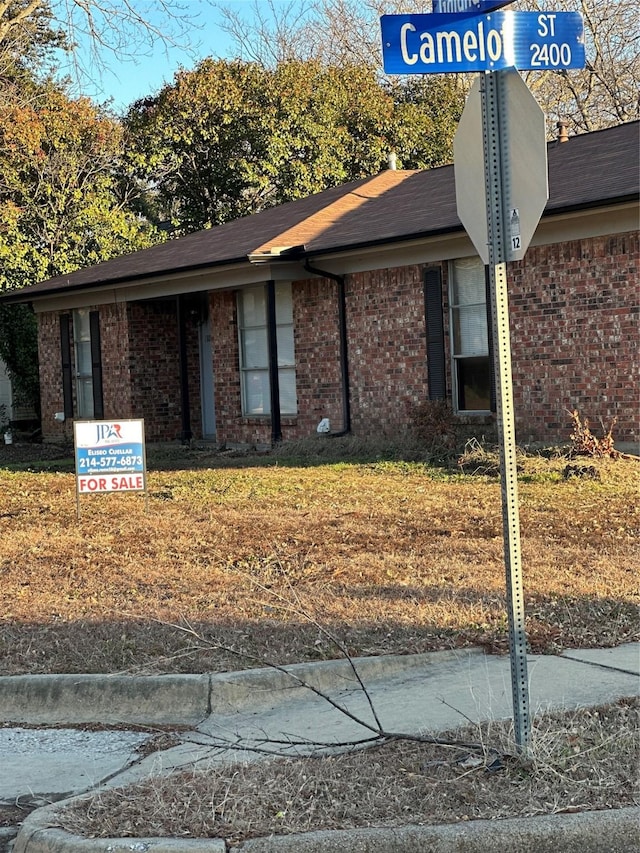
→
(61, 310, 104, 419)
(60, 315, 74, 418)
(89, 311, 104, 419)
(424, 267, 447, 400)
(449, 257, 492, 413)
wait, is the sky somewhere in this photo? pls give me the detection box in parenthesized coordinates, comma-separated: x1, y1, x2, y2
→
(56, 0, 496, 113)
(56, 1, 275, 113)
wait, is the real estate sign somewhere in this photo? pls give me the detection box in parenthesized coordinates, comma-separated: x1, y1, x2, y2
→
(74, 419, 146, 495)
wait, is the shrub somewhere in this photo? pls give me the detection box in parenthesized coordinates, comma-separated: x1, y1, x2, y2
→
(567, 409, 619, 458)
(410, 399, 457, 453)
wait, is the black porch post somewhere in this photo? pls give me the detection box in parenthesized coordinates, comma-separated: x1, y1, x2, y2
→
(266, 280, 282, 444)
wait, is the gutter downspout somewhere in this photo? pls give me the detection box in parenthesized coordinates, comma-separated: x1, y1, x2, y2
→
(303, 260, 351, 436)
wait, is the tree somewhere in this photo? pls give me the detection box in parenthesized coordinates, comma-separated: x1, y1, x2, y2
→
(0, 77, 162, 416)
(123, 57, 464, 233)
(0, 0, 67, 82)
(0, 81, 159, 287)
(216, 0, 639, 135)
(124, 59, 274, 232)
(0, 0, 198, 82)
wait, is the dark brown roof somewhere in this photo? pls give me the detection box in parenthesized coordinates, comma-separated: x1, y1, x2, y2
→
(5, 121, 638, 301)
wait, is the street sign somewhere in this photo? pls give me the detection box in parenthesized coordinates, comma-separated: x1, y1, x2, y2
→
(380, 11, 585, 74)
(433, 1, 514, 13)
(453, 70, 548, 263)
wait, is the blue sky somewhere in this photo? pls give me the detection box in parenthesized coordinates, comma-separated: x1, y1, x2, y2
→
(57, 2, 265, 113)
(57, 0, 492, 112)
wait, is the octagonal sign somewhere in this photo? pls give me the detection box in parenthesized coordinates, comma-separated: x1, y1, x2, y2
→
(453, 69, 548, 264)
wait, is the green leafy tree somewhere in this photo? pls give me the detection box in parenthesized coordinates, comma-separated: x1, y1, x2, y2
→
(0, 78, 162, 416)
(0, 303, 39, 418)
(218, 0, 639, 135)
(124, 59, 275, 232)
(124, 58, 464, 233)
(0, 81, 160, 287)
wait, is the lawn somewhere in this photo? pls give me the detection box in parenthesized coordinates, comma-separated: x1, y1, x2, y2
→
(1, 438, 637, 676)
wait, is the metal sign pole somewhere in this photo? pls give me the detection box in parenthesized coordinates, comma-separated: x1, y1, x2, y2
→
(480, 70, 531, 753)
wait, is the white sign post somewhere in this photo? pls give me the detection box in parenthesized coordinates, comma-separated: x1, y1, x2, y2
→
(74, 419, 147, 517)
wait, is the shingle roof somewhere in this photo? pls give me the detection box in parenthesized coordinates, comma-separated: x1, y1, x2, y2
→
(5, 120, 639, 301)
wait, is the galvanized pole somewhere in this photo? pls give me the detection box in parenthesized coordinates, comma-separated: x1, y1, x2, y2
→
(480, 70, 531, 753)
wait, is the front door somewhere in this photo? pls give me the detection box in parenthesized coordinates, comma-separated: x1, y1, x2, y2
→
(199, 310, 216, 439)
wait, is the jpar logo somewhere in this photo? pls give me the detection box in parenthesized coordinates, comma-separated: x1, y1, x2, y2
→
(95, 423, 122, 443)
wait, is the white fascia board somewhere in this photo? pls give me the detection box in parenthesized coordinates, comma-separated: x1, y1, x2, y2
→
(31, 260, 308, 314)
(306, 232, 475, 276)
(307, 202, 638, 276)
(531, 202, 638, 248)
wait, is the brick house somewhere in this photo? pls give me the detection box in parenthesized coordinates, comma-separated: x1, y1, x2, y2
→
(3, 121, 639, 448)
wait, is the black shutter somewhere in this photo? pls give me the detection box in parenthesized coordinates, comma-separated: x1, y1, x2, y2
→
(89, 311, 104, 419)
(485, 267, 497, 413)
(424, 267, 447, 400)
(266, 280, 282, 444)
(60, 315, 74, 418)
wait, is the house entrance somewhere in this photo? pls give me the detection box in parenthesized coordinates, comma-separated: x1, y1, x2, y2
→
(199, 309, 216, 439)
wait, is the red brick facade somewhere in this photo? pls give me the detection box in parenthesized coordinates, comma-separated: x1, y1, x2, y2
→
(37, 229, 638, 447)
(509, 232, 639, 443)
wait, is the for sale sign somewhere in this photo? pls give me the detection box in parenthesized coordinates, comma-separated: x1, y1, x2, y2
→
(74, 419, 146, 495)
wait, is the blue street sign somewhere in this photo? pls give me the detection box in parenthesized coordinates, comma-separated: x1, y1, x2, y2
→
(381, 11, 585, 74)
(432, 1, 515, 14)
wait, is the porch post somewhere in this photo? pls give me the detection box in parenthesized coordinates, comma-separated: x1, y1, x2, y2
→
(176, 295, 192, 443)
(265, 280, 282, 444)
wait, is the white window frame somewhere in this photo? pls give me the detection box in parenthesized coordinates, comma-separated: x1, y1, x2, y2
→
(238, 283, 297, 417)
(448, 257, 491, 414)
(73, 309, 94, 418)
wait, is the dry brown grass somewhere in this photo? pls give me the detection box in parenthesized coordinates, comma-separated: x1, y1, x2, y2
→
(2, 440, 638, 844)
(57, 698, 639, 845)
(0, 440, 638, 676)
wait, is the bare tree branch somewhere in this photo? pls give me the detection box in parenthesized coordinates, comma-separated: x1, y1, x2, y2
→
(150, 610, 504, 766)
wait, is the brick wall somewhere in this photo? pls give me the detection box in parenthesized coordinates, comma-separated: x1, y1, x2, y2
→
(210, 290, 245, 445)
(101, 302, 133, 419)
(345, 265, 430, 435)
(292, 278, 344, 435)
(509, 232, 639, 444)
(127, 299, 202, 443)
(38, 311, 67, 441)
(37, 229, 638, 448)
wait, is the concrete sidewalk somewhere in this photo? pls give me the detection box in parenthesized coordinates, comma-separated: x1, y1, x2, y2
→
(2, 644, 639, 852)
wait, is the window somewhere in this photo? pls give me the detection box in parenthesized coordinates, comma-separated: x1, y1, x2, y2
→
(238, 284, 297, 416)
(61, 310, 103, 419)
(74, 310, 94, 418)
(449, 257, 491, 412)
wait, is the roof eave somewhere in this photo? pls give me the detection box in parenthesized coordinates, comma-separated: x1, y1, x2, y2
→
(2, 190, 637, 305)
